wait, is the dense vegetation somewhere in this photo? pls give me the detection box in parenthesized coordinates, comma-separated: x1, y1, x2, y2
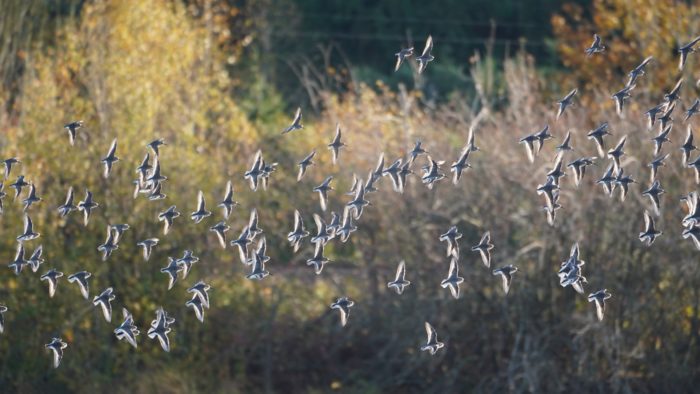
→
(1, 0, 699, 392)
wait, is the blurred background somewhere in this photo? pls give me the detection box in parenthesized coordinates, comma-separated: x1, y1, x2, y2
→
(1, 0, 700, 392)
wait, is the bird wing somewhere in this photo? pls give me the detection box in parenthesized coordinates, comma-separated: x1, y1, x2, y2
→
(396, 260, 406, 281)
(425, 322, 437, 343)
(670, 78, 683, 96)
(449, 282, 460, 298)
(215, 228, 226, 249)
(523, 140, 535, 163)
(293, 107, 302, 126)
(318, 189, 328, 211)
(224, 180, 233, 200)
(595, 299, 605, 321)
(422, 35, 433, 57)
(78, 279, 89, 299)
(643, 210, 651, 230)
(480, 249, 491, 268)
(374, 153, 385, 175)
(570, 243, 580, 261)
(481, 231, 491, 246)
(293, 209, 302, 232)
(501, 272, 511, 294)
(163, 216, 172, 235)
(638, 56, 653, 69)
(615, 135, 627, 151)
(248, 208, 258, 231)
(614, 95, 623, 115)
(107, 138, 118, 157)
(313, 214, 324, 235)
(235, 241, 248, 265)
(157, 331, 171, 352)
(448, 258, 458, 278)
(197, 190, 206, 212)
(333, 124, 342, 144)
(23, 214, 32, 233)
(100, 299, 112, 322)
(65, 187, 74, 205)
(47, 276, 57, 297)
(252, 150, 262, 172)
(394, 54, 403, 72)
(51, 346, 62, 368)
(338, 306, 348, 327)
(30, 244, 43, 260)
(303, 150, 316, 163)
(14, 243, 24, 261)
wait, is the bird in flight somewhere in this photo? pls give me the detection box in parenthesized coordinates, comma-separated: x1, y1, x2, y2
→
(493, 265, 518, 295)
(420, 322, 444, 355)
(585, 34, 605, 57)
(328, 124, 346, 165)
(394, 46, 414, 72)
(678, 35, 700, 70)
(416, 35, 434, 74)
(93, 287, 116, 323)
(64, 121, 83, 146)
(441, 258, 464, 299)
(330, 297, 354, 327)
(588, 289, 612, 321)
(101, 138, 119, 178)
(297, 150, 316, 181)
(114, 308, 140, 349)
(639, 210, 662, 246)
(45, 337, 68, 368)
(471, 231, 494, 268)
(281, 107, 303, 134)
(556, 88, 577, 120)
(40, 269, 63, 298)
(67, 271, 92, 300)
(387, 260, 411, 295)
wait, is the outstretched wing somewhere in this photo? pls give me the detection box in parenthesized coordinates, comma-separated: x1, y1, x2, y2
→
(197, 190, 205, 212)
(643, 210, 652, 231)
(595, 299, 605, 321)
(425, 321, 437, 343)
(422, 35, 433, 57)
(396, 260, 406, 281)
(108, 138, 118, 157)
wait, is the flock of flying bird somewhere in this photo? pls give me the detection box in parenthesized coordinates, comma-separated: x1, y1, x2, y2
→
(1, 32, 700, 368)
